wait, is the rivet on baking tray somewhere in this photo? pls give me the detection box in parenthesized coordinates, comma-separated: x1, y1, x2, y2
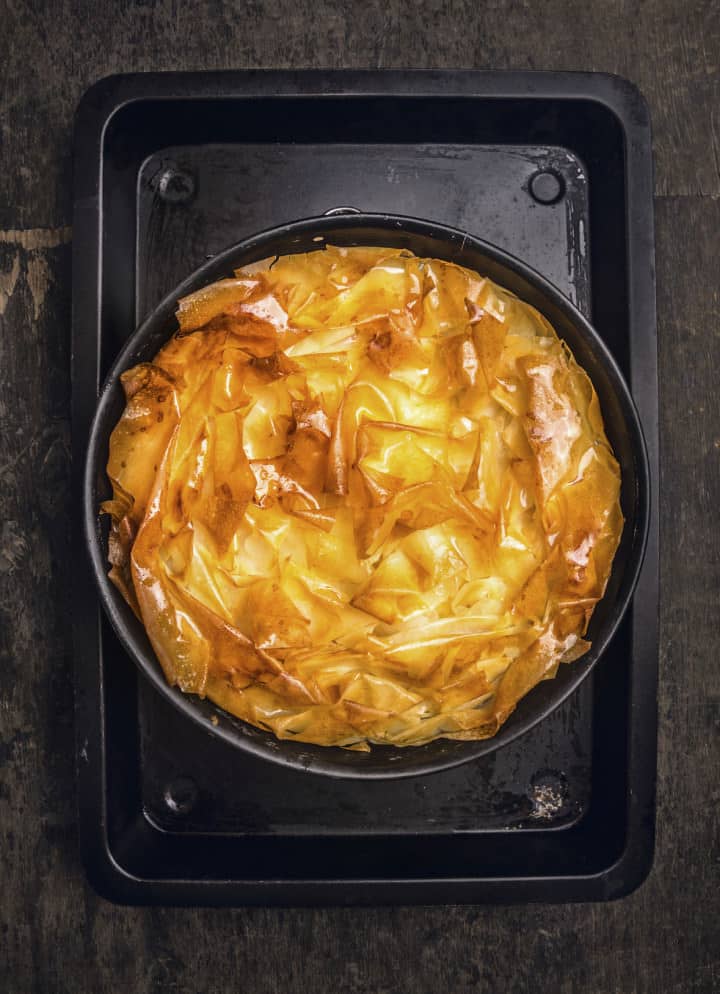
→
(157, 168, 196, 204)
(528, 169, 565, 205)
(163, 776, 199, 815)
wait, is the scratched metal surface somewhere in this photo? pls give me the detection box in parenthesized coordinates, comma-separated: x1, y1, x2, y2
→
(137, 143, 590, 321)
(135, 141, 593, 836)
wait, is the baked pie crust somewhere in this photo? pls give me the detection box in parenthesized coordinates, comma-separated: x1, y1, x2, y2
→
(103, 247, 622, 749)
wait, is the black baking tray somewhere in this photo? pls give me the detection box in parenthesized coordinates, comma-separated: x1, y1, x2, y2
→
(72, 70, 658, 905)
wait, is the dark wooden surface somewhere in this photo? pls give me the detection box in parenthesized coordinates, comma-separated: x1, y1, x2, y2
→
(1, 2, 718, 991)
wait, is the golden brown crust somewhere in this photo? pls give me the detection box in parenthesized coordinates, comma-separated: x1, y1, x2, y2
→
(102, 247, 623, 748)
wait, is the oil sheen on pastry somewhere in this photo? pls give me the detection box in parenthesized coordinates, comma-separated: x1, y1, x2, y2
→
(103, 246, 623, 749)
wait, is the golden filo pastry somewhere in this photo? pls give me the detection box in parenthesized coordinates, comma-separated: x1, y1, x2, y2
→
(102, 246, 623, 750)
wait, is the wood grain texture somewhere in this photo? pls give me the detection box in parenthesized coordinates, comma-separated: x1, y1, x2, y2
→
(0, 1, 718, 992)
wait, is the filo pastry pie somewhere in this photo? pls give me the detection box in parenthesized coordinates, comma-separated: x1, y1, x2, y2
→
(102, 246, 623, 750)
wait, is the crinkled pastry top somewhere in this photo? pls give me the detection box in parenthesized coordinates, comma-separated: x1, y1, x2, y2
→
(103, 246, 623, 749)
